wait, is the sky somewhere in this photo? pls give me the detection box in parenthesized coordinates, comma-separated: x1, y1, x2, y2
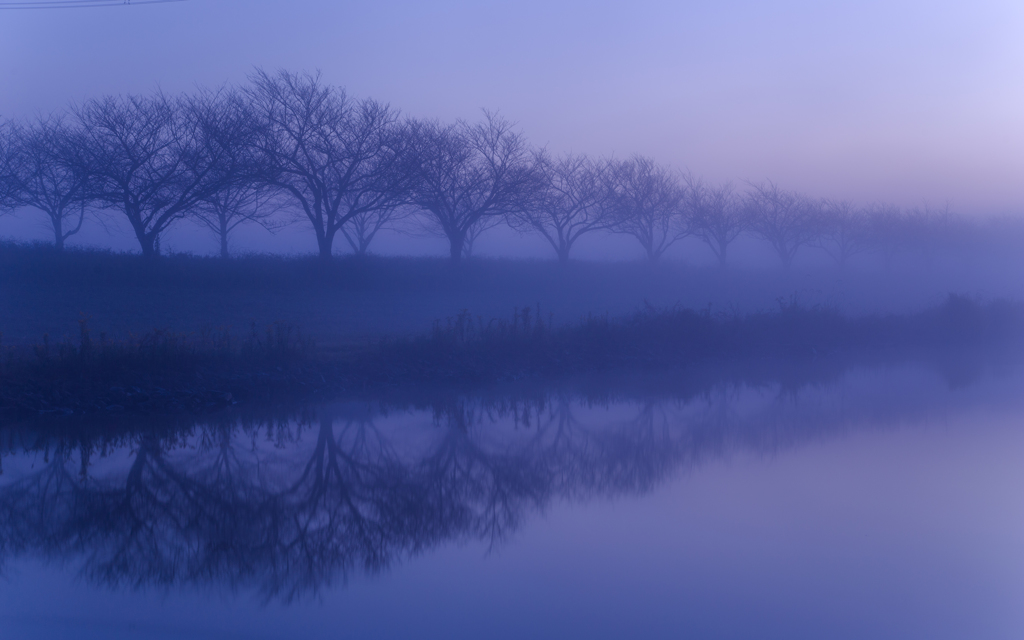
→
(2, 0, 1023, 256)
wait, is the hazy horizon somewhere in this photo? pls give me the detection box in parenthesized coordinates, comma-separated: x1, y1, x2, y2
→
(3, 1, 1023, 205)
(2, 0, 1024, 257)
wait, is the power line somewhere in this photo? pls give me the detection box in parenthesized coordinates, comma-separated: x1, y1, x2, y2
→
(0, 0, 188, 9)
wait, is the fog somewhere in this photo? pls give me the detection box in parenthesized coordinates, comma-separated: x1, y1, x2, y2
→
(3, 0, 1024, 232)
(5, 5, 1024, 639)
(2, 63, 1024, 347)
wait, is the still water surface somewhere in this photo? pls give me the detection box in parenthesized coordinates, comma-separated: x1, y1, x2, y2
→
(1, 363, 1023, 639)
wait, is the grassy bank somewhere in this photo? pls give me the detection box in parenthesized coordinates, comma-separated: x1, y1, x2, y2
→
(3, 241, 1024, 347)
(1, 295, 1020, 418)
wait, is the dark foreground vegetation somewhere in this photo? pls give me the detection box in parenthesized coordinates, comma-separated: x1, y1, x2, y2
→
(4, 240, 1023, 348)
(1, 294, 1020, 419)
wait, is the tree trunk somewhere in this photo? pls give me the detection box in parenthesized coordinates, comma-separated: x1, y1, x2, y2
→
(139, 233, 159, 257)
(218, 217, 230, 258)
(317, 234, 333, 260)
(356, 234, 371, 256)
(448, 232, 466, 263)
(53, 217, 64, 252)
(557, 244, 571, 264)
(717, 243, 728, 268)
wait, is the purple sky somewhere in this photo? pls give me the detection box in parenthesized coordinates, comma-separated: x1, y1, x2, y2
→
(2, 0, 1023, 256)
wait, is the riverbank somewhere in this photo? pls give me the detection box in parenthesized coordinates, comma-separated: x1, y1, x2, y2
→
(2, 241, 1022, 347)
(1, 295, 1019, 419)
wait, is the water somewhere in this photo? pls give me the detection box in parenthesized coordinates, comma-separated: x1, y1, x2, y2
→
(1, 362, 1023, 639)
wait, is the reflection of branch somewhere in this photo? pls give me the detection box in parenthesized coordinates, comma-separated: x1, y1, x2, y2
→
(0, 377, 961, 601)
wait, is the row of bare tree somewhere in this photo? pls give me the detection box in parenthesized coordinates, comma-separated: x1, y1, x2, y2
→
(0, 70, 1013, 265)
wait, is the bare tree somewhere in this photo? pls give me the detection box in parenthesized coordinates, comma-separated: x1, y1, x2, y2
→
(4, 115, 93, 250)
(75, 92, 235, 256)
(188, 88, 280, 258)
(245, 69, 410, 259)
(745, 181, 818, 268)
(0, 119, 24, 211)
(512, 152, 611, 264)
(194, 182, 282, 258)
(340, 204, 408, 256)
(904, 202, 957, 264)
(683, 175, 746, 268)
(406, 111, 537, 263)
(865, 203, 906, 269)
(811, 199, 871, 269)
(607, 156, 686, 263)
(461, 214, 504, 259)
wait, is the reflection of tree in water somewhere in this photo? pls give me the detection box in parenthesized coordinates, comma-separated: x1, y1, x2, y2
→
(0, 371, 1008, 600)
(0, 397, 702, 600)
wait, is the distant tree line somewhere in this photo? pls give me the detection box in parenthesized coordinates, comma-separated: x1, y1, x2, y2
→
(1, 69, 1021, 265)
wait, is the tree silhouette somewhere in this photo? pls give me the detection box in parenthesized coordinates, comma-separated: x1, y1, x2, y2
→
(244, 69, 410, 260)
(5, 115, 92, 250)
(608, 156, 687, 263)
(811, 199, 871, 269)
(75, 92, 235, 256)
(683, 176, 746, 268)
(407, 111, 537, 263)
(0, 119, 17, 210)
(745, 181, 819, 268)
(513, 152, 612, 264)
(189, 89, 282, 258)
(340, 205, 409, 256)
